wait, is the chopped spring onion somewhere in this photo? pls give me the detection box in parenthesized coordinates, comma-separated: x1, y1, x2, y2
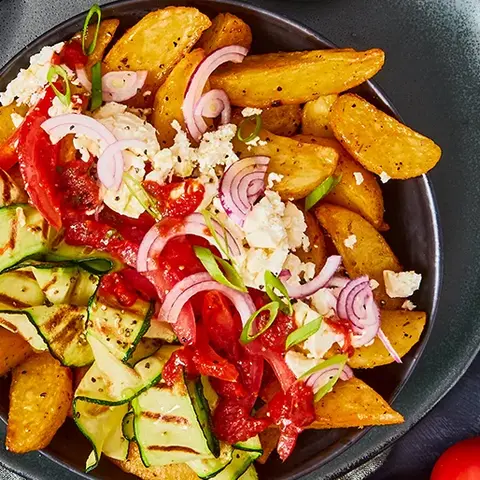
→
(285, 316, 323, 350)
(123, 172, 162, 220)
(82, 4, 102, 55)
(193, 246, 246, 292)
(264, 270, 293, 315)
(305, 174, 342, 211)
(240, 301, 279, 344)
(47, 65, 71, 107)
(201, 210, 232, 260)
(237, 114, 262, 143)
(90, 62, 103, 111)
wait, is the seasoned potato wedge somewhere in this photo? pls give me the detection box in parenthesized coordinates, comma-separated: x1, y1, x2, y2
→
(152, 49, 206, 147)
(110, 442, 198, 479)
(295, 135, 386, 229)
(349, 310, 426, 368)
(198, 12, 252, 54)
(0, 103, 28, 145)
(0, 328, 33, 376)
(210, 49, 385, 107)
(258, 427, 281, 464)
(302, 94, 338, 137)
(6, 352, 72, 453)
(104, 7, 211, 103)
(295, 209, 327, 273)
(308, 377, 404, 429)
(330, 94, 442, 179)
(315, 204, 402, 308)
(232, 120, 338, 200)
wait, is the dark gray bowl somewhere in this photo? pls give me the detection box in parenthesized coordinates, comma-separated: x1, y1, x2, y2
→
(0, 0, 442, 479)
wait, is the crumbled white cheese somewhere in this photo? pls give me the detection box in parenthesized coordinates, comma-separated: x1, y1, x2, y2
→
(402, 300, 417, 311)
(380, 171, 391, 183)
(343, 234, 357, 249)
(0, 42, 64, 107)
(241, 107, 263, 117)
(283, 201, 310, 251)
(383, 270, 422, 298)
(239, 247, 288, 289)
(10, 113, 24, 128)
(282, 253, 315, 285)
(285, 351, 318, 379)
(244, 135, 267, 147)
(267, 172, 284, 189)
(48, 95, 76, 117)
(353, 172, 364, 185)
(310, 288, 337, 316)
(351, 330, 376, 348)
(369, 279, 380, 290)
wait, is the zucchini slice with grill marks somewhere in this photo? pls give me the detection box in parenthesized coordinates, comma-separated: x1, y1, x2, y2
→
(214, 449, 261, 480)
(239, 465, 259, 480)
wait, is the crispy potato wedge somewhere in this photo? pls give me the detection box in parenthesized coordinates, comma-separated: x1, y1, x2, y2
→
(198, 12, 252, 54)
(295, 209, 327, 273)
(0, 103, 28, 145)
(74, 19, 120, 73)
(349, 310, 426, 368)
(110, 442, 198, 479)
(257, 427, 281, 464)
(308, 377, 404, 429)
(302, 94, 338, 137)
(232, 120, 338, 200)
(6, 352, 72, 453)
(210, 49, 385, 107)
(295, 135, 386, 229)
(152, 49, 206, 148)
(315, 204, 402, 308)
(104, 7, 211, 104)
(0, 328, 33, 376)
(330, 94, 442, 179)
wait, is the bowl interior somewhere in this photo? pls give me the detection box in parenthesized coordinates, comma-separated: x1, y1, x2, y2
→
(0, 1, 441, 479)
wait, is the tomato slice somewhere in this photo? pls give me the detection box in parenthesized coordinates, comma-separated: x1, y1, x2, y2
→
(59, 40, 88, 70)
(0, 129, 21, 171)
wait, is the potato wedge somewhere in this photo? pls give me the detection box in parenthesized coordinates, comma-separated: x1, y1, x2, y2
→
(0, 328, 33, 376)
(315, 203, 402, 308)
(307, 377, 404, 429)
(152, 49, 205, 148)
(295, 209, 327, 273)
(0, 103, 28, 145)
(295, 135, 386, 229)
(6, 352, 72, 453)
(330, 94, 442, 179)
(349, 310, 426, 368)
(110, 442, 198, 479)
(232, 120, 338, 200)
(210, 49, 385, 107)
(302, 94, 338, 137)
(257, 427, 280, 464)
(198, 13, 252, 54)
(259, 104, 302, 137)
(104, 7, 211, 104)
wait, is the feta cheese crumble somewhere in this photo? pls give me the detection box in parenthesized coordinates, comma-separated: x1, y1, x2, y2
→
(285, 351, 318, 379)
(283, 254, 315, 285)
(267, 172, 284, 189)
(383, 270, 422, 298)
(283, 202, 310, 251)
(241, 107, 263, 117)
(369, 279, 380, 290)
(10, 113, 24, 128)
(380, 171, 391, 183)
(244, 136, 267, 147)
(402, 300, 416, 311)
(344, 234, 357, 249)
(353, 172, 364, 185)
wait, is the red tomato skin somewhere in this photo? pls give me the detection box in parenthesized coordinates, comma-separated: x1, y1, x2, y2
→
(431, 437, 480, 480)
(59, 40, 88, 70)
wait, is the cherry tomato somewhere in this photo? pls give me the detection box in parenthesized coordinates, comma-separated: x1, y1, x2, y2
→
(431, 437, 480, 480)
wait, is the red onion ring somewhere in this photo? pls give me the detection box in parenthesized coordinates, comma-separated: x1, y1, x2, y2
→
(219, 156, 270, 226)
(327, 275, 350, 289)
(136, 213, 242, 272)
(378, 328, 402, 363)
(183, 45, 248, 141)
(279, 269, 292, 281)
(340, 365, 354, 381)
(336, 276, 369, 322)
(305, 364, 342, 394)
(97, 139, 147, 190)
(193, 89, 231, 132)
(75, 67, 92, 91)
(285, 255, 342, 299)
(158, 272, 255, 325)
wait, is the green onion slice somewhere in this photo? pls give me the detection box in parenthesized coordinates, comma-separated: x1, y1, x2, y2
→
(305, 174, 342, 211)
(123, 172, 162, 220)
(193, 245, 247, 292)
(90, 62, 103, 111)
(240, 301, 279, 344)
(82, 4, 102, 55)
(237, 114, 262, 143)
(47, 65, 71, 107)
(300, 354, 347, 401)
(285, 316, 323, 350)
(201, 210, 232, 261)
(264, 270, 293, 315)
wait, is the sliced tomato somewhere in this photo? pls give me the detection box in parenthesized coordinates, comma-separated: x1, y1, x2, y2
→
(59, 40, 88, 70)
(0, 129, 21, 171)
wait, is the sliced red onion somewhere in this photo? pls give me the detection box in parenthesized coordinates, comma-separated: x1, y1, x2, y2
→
(158, 272, 255, 325)
(75, 67, 92, 91)
(219, 156, 270, 226)
(279, 269, 292, 281)
(97, 139, 146, 190)
(102, 71, 148, 102)
(336, 276, 369, 323)
(137, 212, 242, 272)
(305, 365, 342, 394)
(350, 295, 381, 346)
(285, 255, 342, 299)
(340, 365, 354, 381)
(378, 328, 402, 363)
(247, 179, 264, 199)
(327, 275, 350, 289)
(183, 45, 248, 141)
(262, 350, 296, 393)
(194, 89, 231, 132)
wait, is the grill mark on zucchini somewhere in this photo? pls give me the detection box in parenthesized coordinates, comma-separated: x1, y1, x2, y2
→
(151, 383, 174, 392)
(0, 170, 11, 205)
(48, 308, 86, 345)
(141, 411, 190, 425)
(42, 274, 59, 292)
(0, 214, 18, 255)
(41, 218, 49, 240)
(14, 270, 36, 280)
(0, 294, 30, 309)
(146, 445, 201, 454)
(0, 318, 17, 332)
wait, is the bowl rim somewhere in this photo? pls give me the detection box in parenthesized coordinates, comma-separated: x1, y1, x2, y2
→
(0, 0, 443, 478)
